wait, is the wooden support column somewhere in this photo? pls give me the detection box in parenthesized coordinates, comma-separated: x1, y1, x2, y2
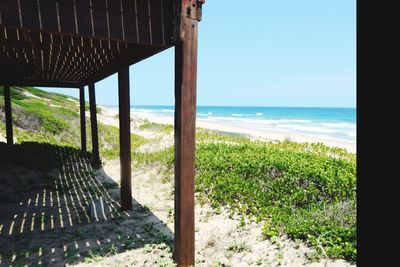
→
(88, 83, 100, 167)
(3, 86, 13, 145)
(79, 86, 87, 152)
(118, 67, 132, 211)
(174, 0, 200, 265)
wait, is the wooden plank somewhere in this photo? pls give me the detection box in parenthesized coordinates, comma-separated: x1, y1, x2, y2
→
(58, 0, 76, 33)
(20, 0, 40, 28)
(81, 43, 167, 86)
(107, 0, 124, 41)
(118, 66, 132, 211)
(3, 85, 13, 145)
(0, 0, 175, 46)
(1, 82, 80, 88)
(0, 1, 19, 26)
(122, 0, 138, 42)
(136, 0, 151, 44)
(174, 1, 199, 265)
(39, 0, 58, 32)
(88, 83, 100, 167)
(162, 0, 175, 44)
(149, 0, 163, 45)
(76, 0, 92, 35)
(79, 86, 87, 152)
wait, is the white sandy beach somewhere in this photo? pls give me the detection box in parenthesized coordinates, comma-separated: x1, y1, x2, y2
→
(99, 107, 356, 154)
(92, 106, 356, 266)
(0, 103, 356, 266)
(0, 105, 356, 154)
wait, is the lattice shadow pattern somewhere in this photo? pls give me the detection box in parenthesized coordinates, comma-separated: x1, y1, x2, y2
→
(0, 142, 173, 266)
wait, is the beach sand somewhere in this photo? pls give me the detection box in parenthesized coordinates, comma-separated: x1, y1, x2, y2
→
(99, 107, 356, 154)
(0, 105, 356, 154)
(0, 105, 355, 266)
(89, 105, 355, 266)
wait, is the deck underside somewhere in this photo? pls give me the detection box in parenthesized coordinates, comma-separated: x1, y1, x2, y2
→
(0, 0, 176, 87)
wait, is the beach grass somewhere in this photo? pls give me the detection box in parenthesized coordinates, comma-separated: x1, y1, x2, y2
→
(0, 86, 356, 262)
(195, 139, 356, 261)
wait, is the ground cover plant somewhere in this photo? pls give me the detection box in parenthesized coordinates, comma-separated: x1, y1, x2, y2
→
(195, 139, 356, 262)
(0, 86, 356, 263)
(0, 86, 149, 158)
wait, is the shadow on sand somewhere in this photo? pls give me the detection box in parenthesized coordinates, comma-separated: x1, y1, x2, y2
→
(0, 142, 173, 266)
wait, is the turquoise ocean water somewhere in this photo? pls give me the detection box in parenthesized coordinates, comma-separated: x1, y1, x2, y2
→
(126, 106, 356, 143)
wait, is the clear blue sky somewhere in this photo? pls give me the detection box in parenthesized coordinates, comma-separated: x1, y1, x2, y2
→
(41, 0, 356, 108)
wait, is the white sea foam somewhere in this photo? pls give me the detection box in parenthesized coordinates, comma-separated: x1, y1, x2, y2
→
(242, 118, 312, 125)
(134, 109, 153, 113)
(321, 122, 356, 129)
(131, 107, 355, 142)
(206, 116, 240, 121)
(346, 131, 357, 137)
(207, 117, 313, 125)
(276, 124, 339, 134)
(251, 119, 312, 124)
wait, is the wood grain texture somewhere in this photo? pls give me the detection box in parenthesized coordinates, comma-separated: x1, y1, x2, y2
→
(88, 83, 100, 167)
(79, 86, 87, 152)
(118, 66, 132, 211)
(174, 0, 199, 265)
(0, 0, 176, 87)
(3, 85, 13, 145)
(0, 0, 175, 45)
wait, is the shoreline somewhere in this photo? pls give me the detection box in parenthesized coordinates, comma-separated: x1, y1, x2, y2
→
(100, 106, 356, 154)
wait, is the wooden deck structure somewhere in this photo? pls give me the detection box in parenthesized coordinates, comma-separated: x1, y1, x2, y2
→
(0, 0, 204, 265)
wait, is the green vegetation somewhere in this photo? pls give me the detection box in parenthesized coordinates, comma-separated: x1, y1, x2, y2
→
(226, 241, 251, 253)
(97, 123, 147, 159)
(195, 139, 356, 262)
(0, 86, 149, 161)
(84, 244, 119, 263)
(139, 121, 173, 133)
(0, 86, 356, 262)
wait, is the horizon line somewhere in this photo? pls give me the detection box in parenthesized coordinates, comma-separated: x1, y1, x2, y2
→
(101, 104, 356, 109)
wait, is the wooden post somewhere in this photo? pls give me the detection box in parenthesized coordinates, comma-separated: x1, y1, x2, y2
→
(88, 83, 100, 167)
(79, 86, 87, 152)
(4, 86, 13, 145)
(118, 67, 132, 211)
(174, 0, 200, 265)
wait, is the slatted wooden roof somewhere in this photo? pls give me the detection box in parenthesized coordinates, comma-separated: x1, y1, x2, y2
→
(0, 0, 176, 87)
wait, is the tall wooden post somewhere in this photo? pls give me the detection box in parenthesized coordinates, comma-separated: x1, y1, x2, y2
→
(79, 86, 87, 152)
(3, 86, 13, 145)
(118, 67, 132, 211)
(88, 83, 100, 167)
(174, 0, 202, 265)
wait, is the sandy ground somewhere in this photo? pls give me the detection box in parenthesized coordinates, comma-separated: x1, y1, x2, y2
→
(0, 146, 178, 267)
(90, 106, 355, 266)
(0, 133, 6, 143)
(97, 107, 356, 154)
(0, 151, 354, 267)
(0, 105, 356, 266)
(96, 159, 354, 267)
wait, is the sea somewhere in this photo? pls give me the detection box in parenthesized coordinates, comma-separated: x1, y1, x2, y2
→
(127, 106, 356, 143)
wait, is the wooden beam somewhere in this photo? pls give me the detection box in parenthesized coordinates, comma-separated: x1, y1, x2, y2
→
(1, 81, 81, 88)
(0, 0, 175, 46)
(3, 86, 13, 145)
(79, 86, 87, 152)
(0, 26, 169, 89)
(174, 1, 199, 265)
(118, 66, 132, 211)
(82, 44, 168, 87)
(88, 83, 100, 168)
